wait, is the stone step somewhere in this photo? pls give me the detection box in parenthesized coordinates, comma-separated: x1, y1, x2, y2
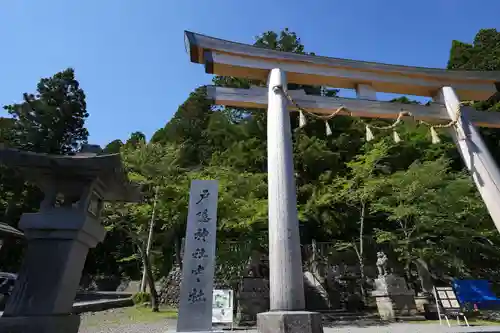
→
(395, 314, 427, 321)
(318, 309, 369, 313)
(74, 291, 133, 302)
(72, 298, 134, 313)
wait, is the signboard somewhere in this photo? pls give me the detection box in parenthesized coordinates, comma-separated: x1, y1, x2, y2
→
(212, 289, 233, 324)
(435, 286, 461, 309)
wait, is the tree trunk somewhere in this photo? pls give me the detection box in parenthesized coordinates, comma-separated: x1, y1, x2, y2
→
(145, 257, 160, 312)
(403, 235, 412, 290)
(174, 233, 182, 268)
(140, 186, 159, 293)
(404, 260, 414, 291)
(415, 258, 434, 294)
(138, 244, 159, 312)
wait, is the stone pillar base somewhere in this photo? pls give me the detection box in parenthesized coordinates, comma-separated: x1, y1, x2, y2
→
(373, 294, 417, 321)
(0, 314, 80, 333)
(373, 295, 395, 320)
(372, 274, 417, 321)
(257, 311, 323, 333)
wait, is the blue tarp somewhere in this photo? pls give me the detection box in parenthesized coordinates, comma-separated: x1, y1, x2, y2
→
(452, 279, 500, 309)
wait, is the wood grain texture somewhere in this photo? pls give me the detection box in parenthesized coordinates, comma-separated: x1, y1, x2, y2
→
(266, 69, 305, 311)
(436, 87, 500, 235)
(206, 86, 500, 128)
(356, 84, 377, 100)
(185, 31, 500, 100)
(205, 52, 498, 101)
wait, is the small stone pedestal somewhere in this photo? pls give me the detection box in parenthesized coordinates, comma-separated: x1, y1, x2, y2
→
(257, 311, 323, 333)
(0, 147, 139, 333)
(236, 277, 270, 326)
(415, 293, 432, 313)
(1, 209, 106, 327)
(371, 274, 417, 321)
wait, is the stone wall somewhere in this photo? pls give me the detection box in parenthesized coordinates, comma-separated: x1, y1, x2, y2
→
(156, 243, 405, 319)
(159, 265, 182, 307)
(158, 264, 376, 312)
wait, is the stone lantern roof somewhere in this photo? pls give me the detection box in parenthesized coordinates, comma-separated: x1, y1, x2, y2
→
(0, 145, 140, 203)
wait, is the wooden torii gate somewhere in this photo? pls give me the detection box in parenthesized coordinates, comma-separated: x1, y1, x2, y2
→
(184, 30, 500, 333)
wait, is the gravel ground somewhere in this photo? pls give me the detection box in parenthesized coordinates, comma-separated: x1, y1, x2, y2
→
(79, 320, 177, 333)
(79, 323, 500, 333)
(79, 318, 500, 333)
(78, 308, 178, 333)
(324, 323, 500, 332)
(77, 309, 500, 333)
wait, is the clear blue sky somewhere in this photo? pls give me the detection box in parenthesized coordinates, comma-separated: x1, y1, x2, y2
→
(1, 0, 499, 147)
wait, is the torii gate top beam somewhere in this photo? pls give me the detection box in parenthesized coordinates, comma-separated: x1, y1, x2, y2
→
(185, 31, 500, 101)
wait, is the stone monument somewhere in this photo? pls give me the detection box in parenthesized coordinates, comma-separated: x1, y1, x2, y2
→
(414, 258, 434, 313)
(0, 145, 139, 333)
(371, 252, 417, 320)
(176, 180, 219, 333)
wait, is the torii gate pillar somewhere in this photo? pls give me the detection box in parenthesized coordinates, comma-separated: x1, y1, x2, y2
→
(436, 87, 500, 229)
(256, 68, 323, 333)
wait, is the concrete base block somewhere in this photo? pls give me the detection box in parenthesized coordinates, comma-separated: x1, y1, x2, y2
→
(257, 311, 323, 333)
(0, 314, 80, 333)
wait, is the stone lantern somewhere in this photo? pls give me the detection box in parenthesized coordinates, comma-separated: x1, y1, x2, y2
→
(0, 145, 140, 333)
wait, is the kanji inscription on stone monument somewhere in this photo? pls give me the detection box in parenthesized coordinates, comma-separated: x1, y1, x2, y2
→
(177, 180, 219, 333)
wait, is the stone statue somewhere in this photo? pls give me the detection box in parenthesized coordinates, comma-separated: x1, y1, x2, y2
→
(376, 251, 389, 277)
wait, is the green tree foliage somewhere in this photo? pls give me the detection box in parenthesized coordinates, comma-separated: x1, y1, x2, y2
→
(448, 28, 500, 163)
(126, 131, 146, 148)
(151, 87, 213, 167)
(3, 68, 89, 154)
(0, 68, 91, 272)
(104, 139, 124, 154)
(101, 141, 190, 310)
(448, 29, 500, 71)
(372, 158, 498, 280)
